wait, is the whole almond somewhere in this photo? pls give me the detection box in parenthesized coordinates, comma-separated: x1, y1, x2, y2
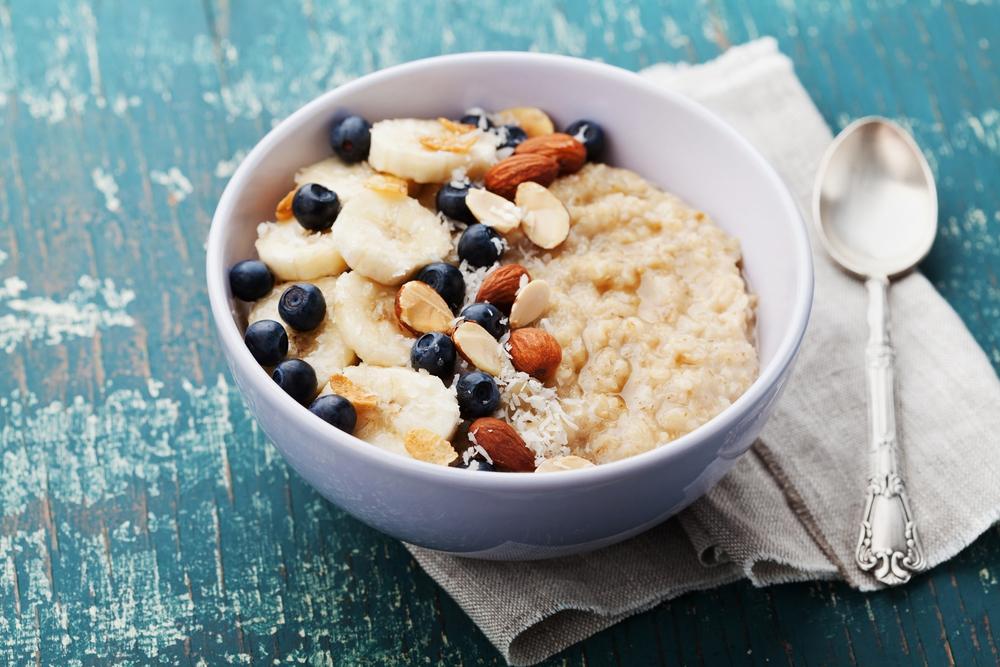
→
(515, 182, 570, 249)
(468, 418, 536, 472)
(509, 279, 550, 328)
(476, 264, 530, 308)
(452, 321, 503, 375)
(494, 107, 555, 138)
(484, 154, 559, 200)
(508, 327, 562, 381)
(515, 133, 587, 174)
(465, 187, 522, 233)
(395, 281, 454, 335)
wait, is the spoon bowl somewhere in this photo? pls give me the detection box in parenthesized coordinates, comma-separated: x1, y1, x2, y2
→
(814, 117, 937, 278)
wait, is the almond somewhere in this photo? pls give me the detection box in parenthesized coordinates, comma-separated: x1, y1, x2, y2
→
(404, 428, 459, 466)
(395, 281, 454, 335)
(468, 418, 536, 472)
(515, 133, 586, 174)
(509, 279, 550, 328)
(508, 327, 562, 381)
(495, 107, 555, 138)
(535, 455, 595, 473)
(327, 374, 379, 412)
(452, 321, 503, 375)
(465, 188, 522, 233)
(515, 182, 570, 249)
(476, 264, 530, 308)
(484, 154, 559, 200)
(275, 187, 296, 221)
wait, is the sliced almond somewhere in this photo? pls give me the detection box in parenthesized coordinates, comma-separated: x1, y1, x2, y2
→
(465, 188, 522, 233)
(327, 374, 379, 412)
(394, 281, 454, 335)
(509, 279, 551, 328)
(495, 107, 555, 138)
(515, 182, 570, 249)
(405, 428, 459, 466)
(452, 321, 503, 375)
(275, 187, 296, 221)
(476, 264, 530, 308)
(535, 455, 595, 473)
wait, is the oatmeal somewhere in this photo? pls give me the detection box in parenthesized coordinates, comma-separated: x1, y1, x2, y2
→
(509, 164, 757, 463)
(228, 105, 757, 472)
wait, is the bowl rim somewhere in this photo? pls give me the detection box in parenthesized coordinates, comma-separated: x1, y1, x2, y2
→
(207, 50, 814, 490)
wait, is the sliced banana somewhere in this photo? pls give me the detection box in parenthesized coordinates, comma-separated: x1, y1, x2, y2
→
(255, 220, 348, 282)
(333, 271, 414, 367)
(331, 188, 452, 286)
(368, 118, 499, 184)
(248, 276, 356, 381)
(333, 365, 460, 457)
(294, 156, 374, 203)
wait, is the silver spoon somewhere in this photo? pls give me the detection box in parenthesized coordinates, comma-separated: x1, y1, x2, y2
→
(813, 117, 937, 586)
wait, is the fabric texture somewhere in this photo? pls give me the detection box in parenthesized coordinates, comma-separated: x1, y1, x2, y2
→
(407, 38, 1000, 665)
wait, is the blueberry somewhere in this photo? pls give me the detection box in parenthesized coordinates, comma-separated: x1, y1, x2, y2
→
(455, 371, 501, 419)
(415, 262, 465, 311)
(272, 359, 317, 404)
(456, 457, 495, 472)
(564, 119, 605, 161)
(436, 183, 477, 226)
(460, 302, 506, 339)
(309, 394, 357, 434)
(244, 319, 288, 366)
(498, 124, 527, 149)
(278, 283, 326, 331)
(292, 183, 341, 231)
(410, 332, 457, 379)
(459, 111, 492, 130)
(329, 114, 371, 163)
(458, 224, 503, 268)
(229, 259, 274, 301)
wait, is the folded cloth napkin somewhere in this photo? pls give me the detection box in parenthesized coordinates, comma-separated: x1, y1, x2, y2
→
(407, 38, 1000, 665)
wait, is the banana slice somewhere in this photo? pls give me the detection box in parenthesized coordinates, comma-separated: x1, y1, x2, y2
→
(368, 118, 499, 184)
(255, 220, 348, 282)
(248, 276, 356, 381)
(329, 365, 460, 457)
(331, 188, 452, 286)
(294, 157, 374, 202)
(333, 271, 414, 366)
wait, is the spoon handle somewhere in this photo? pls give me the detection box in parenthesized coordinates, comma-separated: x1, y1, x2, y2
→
(855, 276, 925, 585)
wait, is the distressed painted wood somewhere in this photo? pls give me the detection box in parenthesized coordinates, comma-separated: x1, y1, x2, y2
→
(1, 0, 999, 664)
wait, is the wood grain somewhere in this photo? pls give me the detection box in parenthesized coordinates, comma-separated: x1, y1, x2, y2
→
(0, 0, 998, 664)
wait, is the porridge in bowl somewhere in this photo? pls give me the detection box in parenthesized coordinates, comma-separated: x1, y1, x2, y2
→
(229, 106, 757, 472)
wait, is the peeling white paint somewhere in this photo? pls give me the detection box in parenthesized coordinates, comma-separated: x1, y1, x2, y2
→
(150, 168, 194, 203)
(91, 167, 121, 213)
(214, 150, 248, 179)
(0, 275, 135, 353)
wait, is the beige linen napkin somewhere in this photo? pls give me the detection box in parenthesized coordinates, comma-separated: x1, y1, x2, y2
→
(407, 38, 1000, 665)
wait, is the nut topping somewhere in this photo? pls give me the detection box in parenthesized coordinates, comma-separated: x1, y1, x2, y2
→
(484, 154, 559, 200)
(509, 279, 550, 328)
(276, 187, 296, 221)
(465, 188, 522, 233)
(395, 281, 454, 335)
(468, 418, 536, 472)
(494, 106, 555, 138)
(508, 327, 562, 381)
(515, 133, 587, 174)
(476, 264, 531, 308)
(404, 428, 459, 466)
(515, 182, 570, 249)
(452, 321, 504, 375)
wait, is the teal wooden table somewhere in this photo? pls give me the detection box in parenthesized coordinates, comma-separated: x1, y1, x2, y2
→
(2, 1, 999, 664)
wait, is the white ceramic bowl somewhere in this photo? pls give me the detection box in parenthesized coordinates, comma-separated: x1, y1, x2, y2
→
(207, 52, 813, 559)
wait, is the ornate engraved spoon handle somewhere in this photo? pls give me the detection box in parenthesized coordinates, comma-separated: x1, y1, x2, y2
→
(855, 276, 925, 585)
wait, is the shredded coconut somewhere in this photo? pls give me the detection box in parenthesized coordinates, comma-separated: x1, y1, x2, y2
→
(494, 359, 575, 464)
(457, 260, 496, 309)
(572, 123, 590, 143)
